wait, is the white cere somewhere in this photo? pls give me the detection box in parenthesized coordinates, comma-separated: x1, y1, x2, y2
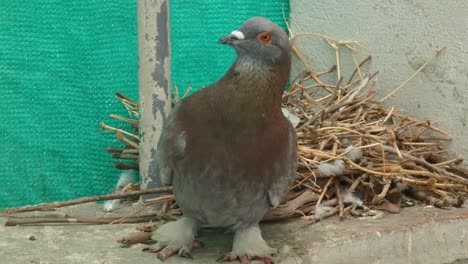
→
(231, 30, 245, 40)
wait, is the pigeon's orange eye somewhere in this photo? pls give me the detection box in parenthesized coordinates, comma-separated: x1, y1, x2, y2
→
(258, 32, 272, 43)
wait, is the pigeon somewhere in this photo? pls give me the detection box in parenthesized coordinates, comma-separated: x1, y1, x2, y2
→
(149, 17, 297, 263)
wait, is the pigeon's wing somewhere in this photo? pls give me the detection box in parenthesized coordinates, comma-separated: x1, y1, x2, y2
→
(154, 87, 219, 186)
(267, 122, 298, 208)
(155, 102, 185, 186)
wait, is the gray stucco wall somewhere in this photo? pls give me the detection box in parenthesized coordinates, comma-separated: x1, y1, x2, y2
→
(290, 0, 467, 165)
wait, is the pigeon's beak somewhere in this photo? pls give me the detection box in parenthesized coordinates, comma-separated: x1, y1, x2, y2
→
(218, 30, 245, 45)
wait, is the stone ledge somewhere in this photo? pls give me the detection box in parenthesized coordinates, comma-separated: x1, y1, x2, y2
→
(0, 204, 466, 264)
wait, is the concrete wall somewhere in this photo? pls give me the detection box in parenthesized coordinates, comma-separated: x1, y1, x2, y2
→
(290, 0, 468, 165)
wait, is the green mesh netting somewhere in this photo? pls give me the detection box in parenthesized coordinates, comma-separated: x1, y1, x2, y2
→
(0, 1, 138, 209)
(0, 0, 289, 209)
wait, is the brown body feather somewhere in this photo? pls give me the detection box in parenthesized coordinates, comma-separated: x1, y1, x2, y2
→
(155, 18, 296, 230)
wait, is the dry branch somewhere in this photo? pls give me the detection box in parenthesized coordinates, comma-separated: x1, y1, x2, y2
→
(1, 187, 172, 215)
(263, 190, 319, 221)
(116, 231, 153, 245)
(5, 212, 176, 226)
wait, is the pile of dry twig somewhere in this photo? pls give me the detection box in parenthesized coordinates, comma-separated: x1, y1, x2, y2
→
(98, 39, 467, 223)
(100, 92, 140, 171)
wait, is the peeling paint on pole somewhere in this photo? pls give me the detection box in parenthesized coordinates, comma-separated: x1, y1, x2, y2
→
(138, 0, 171, 194)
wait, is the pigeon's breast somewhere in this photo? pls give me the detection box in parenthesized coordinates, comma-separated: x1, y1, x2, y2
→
(171, 156, 281, 229)
(170, 123, 294, 229)
(167, 86, 296, 229)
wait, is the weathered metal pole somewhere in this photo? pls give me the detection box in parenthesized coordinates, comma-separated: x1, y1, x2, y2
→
(137, 0, 171, 194)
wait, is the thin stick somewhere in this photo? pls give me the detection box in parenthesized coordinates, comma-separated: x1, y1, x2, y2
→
(115, 163, 139, 170)
(283, 4, 293, 37)
(116, 92, 137, 104)
(291, 44, 324, 85)
(174, 83, 180, 103)
(374, 180, 391, 202)
(182, 86, 192, 98)
(5, 212, 177, 226)
(335, 182, 344, 220)
(347, 56, 372, 85)
(112, 154, 138, 160)
(116, 232, 153, 245)
(291, 44, 312, 73)
(122, 149, 140, 154)
(434, 158, 464, 167)
(302, 207, 338, 221)
(380, 47, 446, 102)
(351, 51, 364, 80)
(348, 174, 368, 194)
(116, 133, 139, 149)
(145, 194, 175, 205)
(1, 187, 172, 215)
(263, 191, 320, 221)
(332, 41, 341, 79)
(109, 114, 138, 125)
(315, 177, 334, 209)
(101, 122, 140, 142)
(106, 147, 126, 153)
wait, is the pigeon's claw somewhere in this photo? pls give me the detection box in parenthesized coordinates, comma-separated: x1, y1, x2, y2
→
(216, 252, 233, 262)
(240, 256, 250, 264)
(142, 244, 163, 253)
(144, 245, 194, 261)
(217, 252, 238, 262)
(178, 249, 193, 259)
(149, 217, 200, 261)
(157, 247, 176, 261)
(217, 253, 273, 264)
(252, 256, 273, 264)
(193, 239, 204, 248)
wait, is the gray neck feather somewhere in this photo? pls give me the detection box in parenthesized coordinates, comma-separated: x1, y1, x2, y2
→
(233, 55, 271, 75)
(230, 56, 276, 89)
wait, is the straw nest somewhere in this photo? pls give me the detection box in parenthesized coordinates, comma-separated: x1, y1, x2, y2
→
(102, 36, 468, 223)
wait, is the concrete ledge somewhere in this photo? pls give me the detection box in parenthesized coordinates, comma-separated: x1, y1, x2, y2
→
(271, 207, 468, 264)
(1, 204, 467, 264)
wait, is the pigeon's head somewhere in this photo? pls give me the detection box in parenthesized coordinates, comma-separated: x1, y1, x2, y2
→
(219, 17, 291, 69)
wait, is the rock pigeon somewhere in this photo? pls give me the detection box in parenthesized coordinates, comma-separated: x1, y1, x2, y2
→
(150, 17, 297, 263)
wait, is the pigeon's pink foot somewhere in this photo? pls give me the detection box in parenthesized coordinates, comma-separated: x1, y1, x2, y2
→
(216, 252, 238, 262)
(145, 246, 193, 260)
(252, 256, 273, 264)
(147, 239, 202, 251)
(145, 244, 164, 253)
(157, 247, 177, 261)
(146, 217, 199, 261)
(216, 225, 275, 263)
(216, 253, 273, 264)
(144, 244, 192, 261)
(193, 239, 204, 248)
